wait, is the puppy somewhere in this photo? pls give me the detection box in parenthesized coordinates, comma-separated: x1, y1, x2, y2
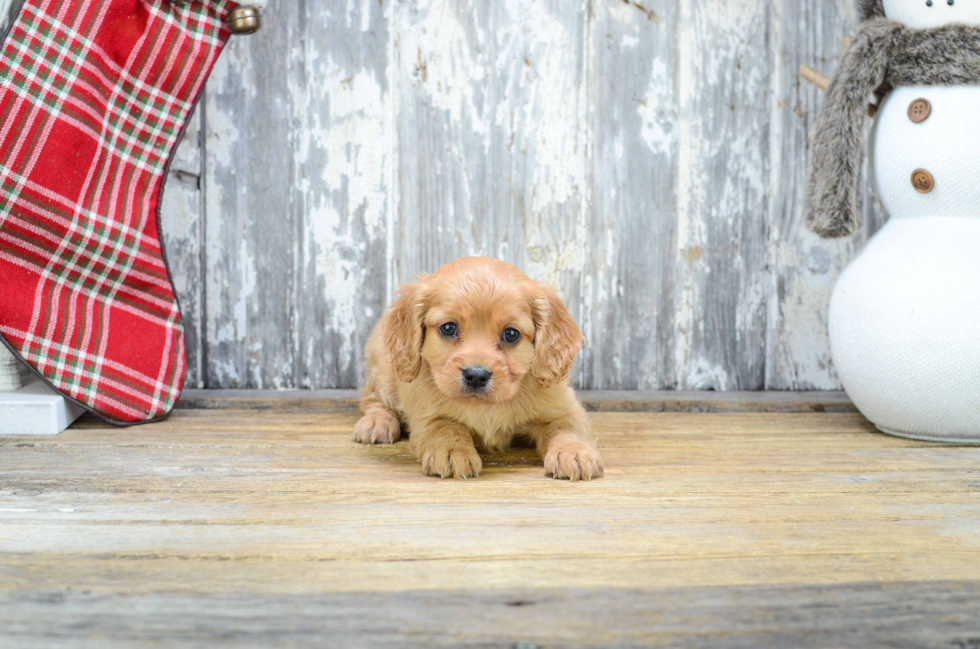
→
(353, 257, 603, 481)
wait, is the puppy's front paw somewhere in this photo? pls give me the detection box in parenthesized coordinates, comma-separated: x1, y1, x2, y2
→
(422, 445, 482, 480)
(544, 440, 603, 481)
(353, 408, 402, 444)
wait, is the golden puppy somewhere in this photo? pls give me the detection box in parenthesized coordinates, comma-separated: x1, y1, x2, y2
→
(354, 257, 603, 481)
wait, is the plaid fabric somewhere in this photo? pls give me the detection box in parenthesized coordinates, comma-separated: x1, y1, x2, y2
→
(0, 0, 235, 423)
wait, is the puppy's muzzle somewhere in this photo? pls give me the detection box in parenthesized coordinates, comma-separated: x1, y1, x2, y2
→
(461, 366, 492, 391)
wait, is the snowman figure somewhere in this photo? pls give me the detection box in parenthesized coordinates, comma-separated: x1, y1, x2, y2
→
(805, 0, 980, 441)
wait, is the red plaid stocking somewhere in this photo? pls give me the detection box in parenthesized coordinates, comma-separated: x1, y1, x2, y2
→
(0, 0, 237, 423)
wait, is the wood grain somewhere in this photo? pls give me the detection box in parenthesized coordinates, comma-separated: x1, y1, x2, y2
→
(3, 583, 979, 648)
(162, 107, 205, 389)
(668, 0, 771, 391)
(2, 406, 979, 644)
(169, 388, 859, 413)
(192, 0, 880, 391)
(393, 0, 590, 389)
(202, 0, 392, 389)
(0, 0, 14, 34)
(193, 0, 879, 391)
(765, 0, 887, 390)
(584, 0, 676, 390)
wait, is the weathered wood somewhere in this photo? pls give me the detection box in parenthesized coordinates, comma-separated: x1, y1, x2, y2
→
(204, 0, 391, 389)
(203, 7, 295, 390)
(394, 0, 590, 383)
(580, 389, 858, 412)
(169, 389, 858, 413)
(2, 582, 979, 648)
(0, 0, 14, 32)
(2, 408, 980, 645)
(669, 0, 771, 390)
(765, 0, 887, 390)
(583, 0, 676, 389)
(161, 107, 205, 389)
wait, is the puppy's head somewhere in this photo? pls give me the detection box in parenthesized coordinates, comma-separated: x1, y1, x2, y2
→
(382, 257, 582, 403)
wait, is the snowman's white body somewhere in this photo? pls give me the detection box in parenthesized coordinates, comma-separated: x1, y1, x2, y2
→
(829, 85, 980, 441)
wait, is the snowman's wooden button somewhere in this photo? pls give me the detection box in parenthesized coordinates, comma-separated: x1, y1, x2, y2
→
(911, 169, 935, 194)
(908, 98, 931, 123)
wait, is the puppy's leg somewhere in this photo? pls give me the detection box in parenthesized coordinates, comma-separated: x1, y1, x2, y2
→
(410, 419, 482, 479)
(353, 390, 402, 444)
(530, 412, 603, 481)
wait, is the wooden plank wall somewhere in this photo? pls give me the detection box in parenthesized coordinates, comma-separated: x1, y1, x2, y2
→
(0, 0, 884, 391)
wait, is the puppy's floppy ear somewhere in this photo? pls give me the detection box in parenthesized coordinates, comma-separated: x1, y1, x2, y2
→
(382, 279, 428, 383)
(530, 283, 583, 388)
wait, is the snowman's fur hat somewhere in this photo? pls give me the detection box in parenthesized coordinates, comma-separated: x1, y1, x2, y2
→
(861, 0, 884, 20)
(805, 19, 980, 237)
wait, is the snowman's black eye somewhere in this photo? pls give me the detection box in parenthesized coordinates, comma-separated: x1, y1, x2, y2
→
(926, 0, 933, 6)
(949, 0, 955, 5)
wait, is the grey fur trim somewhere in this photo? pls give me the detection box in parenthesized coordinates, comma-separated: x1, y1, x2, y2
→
(805, 20, 980, 238)
(862, 0, 884, 21)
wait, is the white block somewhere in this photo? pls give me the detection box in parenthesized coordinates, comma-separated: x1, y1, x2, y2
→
(0, 377, 85, 435)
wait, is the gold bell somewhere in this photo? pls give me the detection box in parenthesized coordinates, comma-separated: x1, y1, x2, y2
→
(227, 6, 261, 35)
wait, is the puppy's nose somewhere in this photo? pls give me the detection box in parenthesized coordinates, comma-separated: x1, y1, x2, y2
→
(462, 366, 492, 389)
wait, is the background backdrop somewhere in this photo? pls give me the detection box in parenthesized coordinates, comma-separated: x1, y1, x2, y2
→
(1, 0, 885, 392)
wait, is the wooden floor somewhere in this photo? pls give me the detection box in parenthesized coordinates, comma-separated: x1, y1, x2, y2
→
(2, 394, 980, 648)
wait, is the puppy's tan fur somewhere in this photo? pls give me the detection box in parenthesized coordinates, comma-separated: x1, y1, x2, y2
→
(354, 257, 602, 481)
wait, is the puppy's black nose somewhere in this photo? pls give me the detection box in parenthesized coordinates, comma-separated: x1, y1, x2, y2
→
(462, 366, 492, 389)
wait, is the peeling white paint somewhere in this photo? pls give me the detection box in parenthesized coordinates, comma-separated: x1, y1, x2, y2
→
(294, 49, 387, 372)
(151, 0, 872, 390)
(400, 1, 491, 144)
(673, 0, 697, 387)
(686, 358, 730, 391)
(639, 59, 673, 156)
(763, 0, 869, 390)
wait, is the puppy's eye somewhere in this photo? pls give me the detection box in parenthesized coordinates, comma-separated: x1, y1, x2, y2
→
(439, 322, 458, 338)
(502, 328, 521, 344)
